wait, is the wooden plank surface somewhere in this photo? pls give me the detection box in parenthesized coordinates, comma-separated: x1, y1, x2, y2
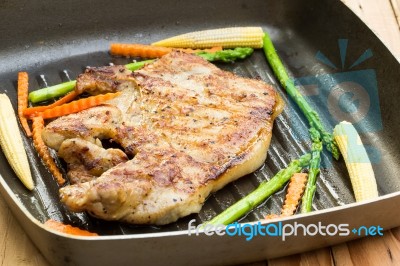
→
(341, 0, 400, 60)
(1, 0, 399, 265)
(391, 0, 400, 28)
(0, 192, 48, 266)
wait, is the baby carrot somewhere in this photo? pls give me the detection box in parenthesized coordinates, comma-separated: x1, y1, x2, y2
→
(39, 92, 120, 119)
(23, 91, 78, 117)
(281, 173, 308, 216)
(110, 43, 172, 58)
(32, 116, 65, 186)
(264, 214, 280, 220)
(17, 72, 32, 136)
(44, 219, 98, 236)
(265, 173, 308, 219)
(110, 43, 222, 58)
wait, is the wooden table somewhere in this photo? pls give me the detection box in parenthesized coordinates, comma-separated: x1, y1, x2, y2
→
(1, 0, 399, 265)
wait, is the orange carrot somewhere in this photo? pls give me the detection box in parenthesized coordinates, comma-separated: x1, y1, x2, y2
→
(23, 91, 78, 117)
(111, 43, 172, 58)
(183, 46, 223, 54)
(265, 173, 308, 219)
(264, 214, 280, 220)
(39, 92, 120, 119)
(110, 43, 222, 58)
(44, 219, 98, 236)
(280, 173, 308, 216)
(17, 72, 32, 136)
(32, 116, 65, 185)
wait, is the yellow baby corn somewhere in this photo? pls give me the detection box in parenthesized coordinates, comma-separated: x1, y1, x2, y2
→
(0, 93, 34, 190)
(152, 27, 264, 49)
(333, 121, 378, 201)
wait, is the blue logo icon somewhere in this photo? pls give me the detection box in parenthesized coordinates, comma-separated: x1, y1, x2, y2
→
(287, 39, 382, 164)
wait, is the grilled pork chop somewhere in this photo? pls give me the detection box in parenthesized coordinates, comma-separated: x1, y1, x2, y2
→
(42, 51, 283, 225)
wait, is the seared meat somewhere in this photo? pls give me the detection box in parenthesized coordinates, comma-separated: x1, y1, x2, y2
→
(42, 105, 122, 150)
(43, 51, 282, 225)
(58, 138, 128, 184)
(75, 65, 137, 95)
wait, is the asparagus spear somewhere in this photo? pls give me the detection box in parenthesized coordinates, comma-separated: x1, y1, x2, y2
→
(196, 47, 254, 63)
(206, 153, 311, 226)
(28, 60, 155, 103)
(124, 59, 155, 71)
(28, 80, 76, 103)
(300, 128, 323, 213)
(262, 33, 340, 160)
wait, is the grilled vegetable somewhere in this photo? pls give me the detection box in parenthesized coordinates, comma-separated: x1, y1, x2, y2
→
(265, 173, 308, 219)
(281, 173, 308, 216)
(262, 32, 340, 160)
(0, 94, 34, 190)
(152, 27, 264, 48)
(125, 59, 155, 71)
(301, 128, 323, 213)
(196, 47, 254, 63)
(39, 92, 120, 119)
(110, 43, 222, 58)
(23, 91, 78, 117)
(110, 43, 251, 63)
(28, 60, 153, 104)
(111, 43, 173, 58)
(17, 72, 32, 136)
(44, 219, 98, 236)
(206, 153, 311, 225)
(32, 116, 65, 185)
(333, 121, 378, 201)
(29, 80, 76, 104)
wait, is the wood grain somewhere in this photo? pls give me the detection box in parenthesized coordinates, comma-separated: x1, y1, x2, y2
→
(391, 0, 400, 28)
(0, 0, 400, 265)
(341, 0, 400, 60)
(270, 248, 334, 266)
(0, 192, 49, 266)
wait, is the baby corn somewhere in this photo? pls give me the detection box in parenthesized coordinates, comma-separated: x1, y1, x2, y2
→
(0, 94, 34, 190)
(333, 121, 378, 201)
(152, 27, 264, 49)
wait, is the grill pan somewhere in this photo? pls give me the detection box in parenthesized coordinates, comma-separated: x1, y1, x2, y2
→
(0, 0, 400, 265)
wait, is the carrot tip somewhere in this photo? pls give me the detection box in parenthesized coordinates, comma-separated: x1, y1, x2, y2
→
(44, 219, 98, 236)
(32, 116, 65, 186)
(17, 72, 32, 137)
